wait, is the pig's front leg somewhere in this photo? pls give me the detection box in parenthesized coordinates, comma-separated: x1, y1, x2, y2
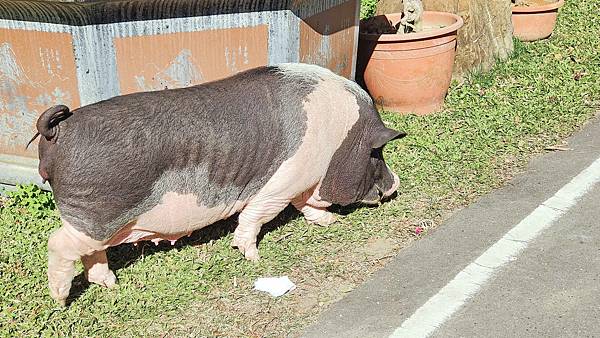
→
(291, 188, 337, 226)
(82, 250, 116, 288)
(293, 202, 337, 226)
(232, 198, 290, 262)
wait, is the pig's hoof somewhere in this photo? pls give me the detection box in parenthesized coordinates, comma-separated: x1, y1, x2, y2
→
(232, 237, 260, 262)
(87, 269, 117, 288)
(243, 247, 260, 262)
(49, 282, 70, 306)
(312, 212, 338, 226)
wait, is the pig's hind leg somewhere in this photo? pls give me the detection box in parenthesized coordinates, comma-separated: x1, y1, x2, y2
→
(47, 220, 111, 305)
(232, 198, 290, 262)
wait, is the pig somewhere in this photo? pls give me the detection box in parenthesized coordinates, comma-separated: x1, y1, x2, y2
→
(30, 63, 405, 305)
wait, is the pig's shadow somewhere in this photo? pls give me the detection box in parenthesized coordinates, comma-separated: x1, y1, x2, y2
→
(329, 191, 398, 216)
(66, 205, 300, 305)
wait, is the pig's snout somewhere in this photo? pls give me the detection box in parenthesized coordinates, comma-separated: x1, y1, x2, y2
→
(383, 170, 400, 198)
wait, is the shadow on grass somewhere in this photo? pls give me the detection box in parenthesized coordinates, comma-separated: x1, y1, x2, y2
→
(65, 205, 301, 305)
(329, 191, 399, 216)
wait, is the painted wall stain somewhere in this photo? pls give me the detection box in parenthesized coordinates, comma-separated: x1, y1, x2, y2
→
(225, 45, 250, 73)
(114, 25, 269, 94)
(0, 29, 79, 158)
(39, 47, 64, 77)
(134, 49, 204, 91)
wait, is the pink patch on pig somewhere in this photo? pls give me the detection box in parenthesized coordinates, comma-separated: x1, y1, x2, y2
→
(107, 192, 246, 247)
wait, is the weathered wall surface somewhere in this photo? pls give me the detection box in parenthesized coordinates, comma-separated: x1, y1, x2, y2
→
(300, 0, 359, 77)
(0, 30, 80, 156)
(0, 0, 360, 188)
(113, 26, 271, 92)
(376, 0, 514, 79)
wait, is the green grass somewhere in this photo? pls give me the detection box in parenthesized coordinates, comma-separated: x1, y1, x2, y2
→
(360, 0, 379, 19)
(2, 0, 600, 336)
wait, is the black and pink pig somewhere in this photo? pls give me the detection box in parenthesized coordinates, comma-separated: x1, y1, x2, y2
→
(31, 63, 405, 304)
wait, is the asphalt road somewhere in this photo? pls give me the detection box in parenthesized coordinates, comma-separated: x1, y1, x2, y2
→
(302, 115, 600, 338)
(431, 181, 600, 338)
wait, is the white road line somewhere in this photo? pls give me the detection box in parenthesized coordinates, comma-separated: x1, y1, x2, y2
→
(391, 156, 600, 338)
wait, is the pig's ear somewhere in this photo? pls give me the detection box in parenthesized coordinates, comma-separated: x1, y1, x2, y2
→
(372, 127, 406, 149)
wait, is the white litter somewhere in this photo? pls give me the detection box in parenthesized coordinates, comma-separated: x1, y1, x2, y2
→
(254, 276, 296, 297)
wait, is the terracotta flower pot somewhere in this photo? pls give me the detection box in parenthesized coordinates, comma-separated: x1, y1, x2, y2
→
(512, 0, 565, 42)
(358, 11, 463, 115)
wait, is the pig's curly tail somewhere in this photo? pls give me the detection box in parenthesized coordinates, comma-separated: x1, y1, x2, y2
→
(26, 105, 72, 149)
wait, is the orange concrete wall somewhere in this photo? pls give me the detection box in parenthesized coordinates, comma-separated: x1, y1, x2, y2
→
(0, 29, 80, 159)
(114, 26, 270, 94)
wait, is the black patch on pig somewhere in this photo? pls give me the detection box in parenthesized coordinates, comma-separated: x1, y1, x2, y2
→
(319, 99, 403, 206)
(48, 67, 312, 240)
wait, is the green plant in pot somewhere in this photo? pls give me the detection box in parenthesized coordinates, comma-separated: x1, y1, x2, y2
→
(358, 0, 463, 115)
(511, 0, 565, 42)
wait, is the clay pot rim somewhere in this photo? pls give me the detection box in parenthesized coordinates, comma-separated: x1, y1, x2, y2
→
(359, 11, 464, 42)
(512, 0, 565, 13)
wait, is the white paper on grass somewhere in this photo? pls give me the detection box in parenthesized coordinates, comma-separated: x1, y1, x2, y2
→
(254, 276, 296, 297)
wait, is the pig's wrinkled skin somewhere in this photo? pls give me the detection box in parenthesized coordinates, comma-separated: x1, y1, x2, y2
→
(32, 63, 405, 305)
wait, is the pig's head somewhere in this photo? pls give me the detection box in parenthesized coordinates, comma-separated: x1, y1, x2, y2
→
(318, 112, 406, 207)
(357, 127, 405, 205)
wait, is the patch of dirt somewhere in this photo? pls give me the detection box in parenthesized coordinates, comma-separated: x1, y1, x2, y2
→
(149, 232, 420, 337)
(153, 274, 361, 337)
(361, 237, 397, 260)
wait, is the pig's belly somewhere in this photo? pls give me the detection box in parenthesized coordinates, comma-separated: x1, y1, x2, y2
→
(107, 192, 246, 246)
